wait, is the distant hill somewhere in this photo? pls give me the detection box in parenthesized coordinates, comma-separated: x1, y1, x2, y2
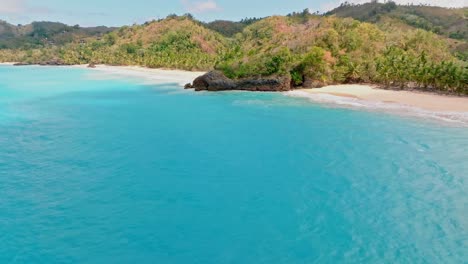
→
(204, 18, 262, 37)
(0, 20, 115, 49)
(218, 15, 454, 77)
(0, 12, 466, 93)
(326, 2, 467, 40)
(58, 15, 230, 70)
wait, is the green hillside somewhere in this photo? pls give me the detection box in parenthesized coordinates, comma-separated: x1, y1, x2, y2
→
(57, 15, 230, 70)
(0, 6, 466, 94)
(0, 20, 114, 49)
(204, 18, 262, 37)
(216, 14, 466, 94)
(327, 2, 467, 40)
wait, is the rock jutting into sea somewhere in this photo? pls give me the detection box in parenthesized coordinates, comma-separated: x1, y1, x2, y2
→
(14, 59, 69, 66)
(186, 71, 292, 92)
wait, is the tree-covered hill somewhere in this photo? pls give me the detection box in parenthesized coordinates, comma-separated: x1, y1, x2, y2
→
(59, 15, 230, 70)
(326, 2, 467, 41)
(0, 20, 115, 49)
(215, 14, 466, 93)
(0, 4, 466, 94)
(204, 18, 262, 37)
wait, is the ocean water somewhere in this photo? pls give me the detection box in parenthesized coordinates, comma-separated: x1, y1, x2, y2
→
(0, 66, 467, 263)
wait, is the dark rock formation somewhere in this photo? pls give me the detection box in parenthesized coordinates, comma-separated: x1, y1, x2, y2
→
(13, 62, 33, 66)
(192, 71, 236, 91)
(236, 76, 291, 91)
(184, 83, 193, 89)
(13, 60, 67, 66)
(38, 59, 67, 66)
(191, 71, 291, 92)
(303, 76, 326, 88)
(88, 63, 96, 68)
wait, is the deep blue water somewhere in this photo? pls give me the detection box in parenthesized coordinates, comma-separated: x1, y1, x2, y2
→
(0, 66, 467, 263)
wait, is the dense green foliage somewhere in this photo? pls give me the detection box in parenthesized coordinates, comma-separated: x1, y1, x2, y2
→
(0, 20, 114, 49)
(204, 18, 262, 37)
(327, 2, 468, 41)
(216, 15, 466, 94)
(56, 16, 229, 70)
(0, 6, 466, 94)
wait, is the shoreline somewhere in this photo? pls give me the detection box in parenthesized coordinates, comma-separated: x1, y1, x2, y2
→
(0, 63, 205, 86)
(74, 64, 206, 86)
(291, 85, 468, 112)
(2, 63, 467, 117)
(287, 85, 468, 125)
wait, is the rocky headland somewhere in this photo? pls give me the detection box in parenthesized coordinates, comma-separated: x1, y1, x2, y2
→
(185, 71, 293, 92)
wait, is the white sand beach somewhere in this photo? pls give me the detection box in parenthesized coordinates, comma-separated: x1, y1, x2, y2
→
(0, 63, 205, 86)
(78, 64, 205, 86)
(3, 63, 467, 122)
(287, 85, 468, 124)
(292, 85, 468, 112)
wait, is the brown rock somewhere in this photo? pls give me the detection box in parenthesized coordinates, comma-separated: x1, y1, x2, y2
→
(191, 71, 291, 92)
(193, 71, 236, 91)
(303, 76, 325, 88)
(237, 75, 291, 91)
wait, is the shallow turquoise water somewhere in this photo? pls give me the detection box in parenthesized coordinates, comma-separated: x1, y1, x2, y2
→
(1, 66, 467, 263)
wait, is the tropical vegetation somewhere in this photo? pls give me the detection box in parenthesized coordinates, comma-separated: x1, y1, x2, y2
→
(0, 2, 466, 94)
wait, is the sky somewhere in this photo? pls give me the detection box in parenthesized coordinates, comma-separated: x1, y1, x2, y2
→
(0, 0, 466, 27)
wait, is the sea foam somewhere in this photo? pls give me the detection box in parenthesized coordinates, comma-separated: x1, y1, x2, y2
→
(285, 90, 468, 126)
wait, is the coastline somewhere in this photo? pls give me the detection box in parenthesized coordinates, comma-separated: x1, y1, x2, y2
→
(2, 63, 467, 119)
(74, 64, 206, 86)
(0, 63, 205, 86)
(85, 66, 467, 114)
(287, 85, 468, 125)
(290, 85, 468, 112)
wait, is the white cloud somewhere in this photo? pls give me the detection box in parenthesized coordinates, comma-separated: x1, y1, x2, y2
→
(320, 0, 466, 12)
(182, 0, 221, 13)
(0, 0, 26, 14)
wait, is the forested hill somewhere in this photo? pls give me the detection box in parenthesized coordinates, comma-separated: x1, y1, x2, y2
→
(0, 20, 115, 49)
(204, 18, 262, 37)
(0, 4, 466, 94)
(326, 2, 467, 40)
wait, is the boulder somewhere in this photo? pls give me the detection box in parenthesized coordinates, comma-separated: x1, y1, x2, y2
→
(193, 71, 236, 91)
(87, 63, 96, 68)
(237, 75, 291, 91)
(39, 59, 67, 66)
(191, 71, 291, 92)
(303, 76, 325, 88)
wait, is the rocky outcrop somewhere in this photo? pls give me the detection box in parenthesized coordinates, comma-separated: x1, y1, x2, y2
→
(236, 76, 291, 91)
(14, 59, 68, 66)
(13, 62, 33, 66)
(192, 71, 236, 91)
(38, 59, 67, 66)
(87, 63, 96, 68)
(189, 71, 291, 92)
(303, 76, 326, 88)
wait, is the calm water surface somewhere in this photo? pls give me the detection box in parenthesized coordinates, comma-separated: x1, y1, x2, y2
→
(0, 66, 467, 263)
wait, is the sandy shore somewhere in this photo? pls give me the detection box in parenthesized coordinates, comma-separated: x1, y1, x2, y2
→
(3, 63, 467, 121)
(0, 63, 205, 86)
(291, 85, 468, 112)
(77, 65, 205, 86)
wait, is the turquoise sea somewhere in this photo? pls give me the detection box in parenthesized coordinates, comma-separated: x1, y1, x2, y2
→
(0, 66, 467, 263)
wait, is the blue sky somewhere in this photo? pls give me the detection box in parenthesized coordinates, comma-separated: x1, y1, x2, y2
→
(0, 0, 464, 27)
